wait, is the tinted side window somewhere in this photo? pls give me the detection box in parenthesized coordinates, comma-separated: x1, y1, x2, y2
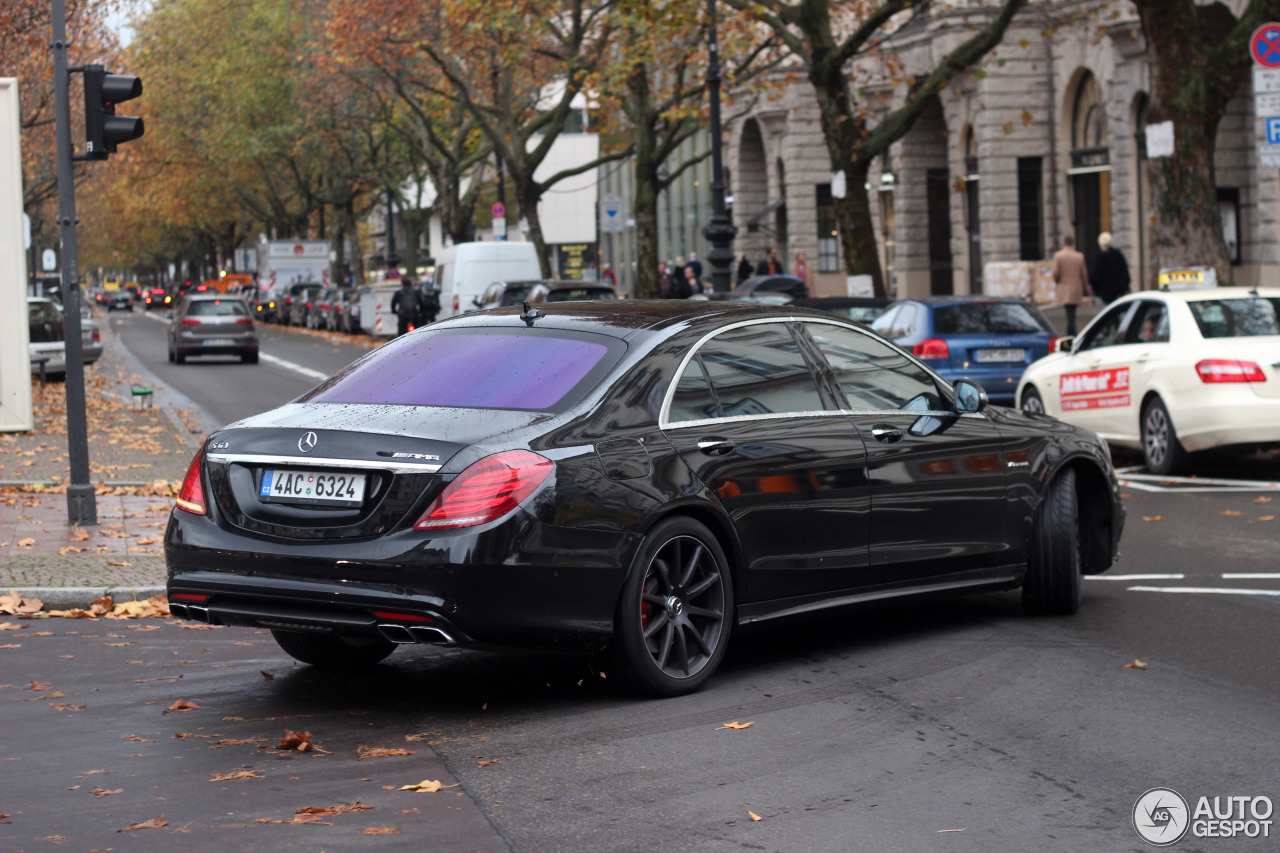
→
(807, 324, 944, 411)
(694, 323, 825, 418)
(669, 356, 719, 422)
(1078, 304, 1131, 351)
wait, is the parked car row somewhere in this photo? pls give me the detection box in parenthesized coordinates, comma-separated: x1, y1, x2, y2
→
(26, 297, 102, 378)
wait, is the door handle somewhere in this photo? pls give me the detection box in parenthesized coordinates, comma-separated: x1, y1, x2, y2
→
(1136, 352, 1152, 363)
(696, 438, 735, 456)
(870, 425, 903, 443)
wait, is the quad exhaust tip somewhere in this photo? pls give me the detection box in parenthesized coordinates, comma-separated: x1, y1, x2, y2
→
(377, 623, 455, 645)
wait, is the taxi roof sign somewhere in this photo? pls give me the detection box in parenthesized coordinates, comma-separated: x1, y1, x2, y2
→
(1157, 266, 1218, 289)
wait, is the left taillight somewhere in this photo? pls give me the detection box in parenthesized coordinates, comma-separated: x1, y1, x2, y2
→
(1196, 359, 1266, 383)
(176, 450, 207, 515)
(413, 450, 553, 531)
(913, 338, 950, 360)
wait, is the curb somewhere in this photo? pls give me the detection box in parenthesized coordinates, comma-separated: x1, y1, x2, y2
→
(11, 585, 166, 611)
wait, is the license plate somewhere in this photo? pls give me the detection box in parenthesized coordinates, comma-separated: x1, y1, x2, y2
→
(259, 469, 366, 507)
(975, 348, 1026, 363)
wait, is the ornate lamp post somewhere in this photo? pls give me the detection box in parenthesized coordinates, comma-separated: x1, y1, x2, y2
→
(702, 0, 737, 293)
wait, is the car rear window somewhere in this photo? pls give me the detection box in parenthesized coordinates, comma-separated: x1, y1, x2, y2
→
(1188, 297, 1280, 338)
(931, 303, 1050, 334)
(303, 329, 620, 411)
(546, 288, 616, 302)
(185, 300, 247, 316)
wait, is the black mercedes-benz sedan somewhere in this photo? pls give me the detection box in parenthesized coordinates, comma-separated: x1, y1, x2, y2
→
(166, 301, 1124, 696)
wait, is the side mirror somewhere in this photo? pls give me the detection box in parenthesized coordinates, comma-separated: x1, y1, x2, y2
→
(953, 379, 988, 414)
(1056, 336, 1075, 353)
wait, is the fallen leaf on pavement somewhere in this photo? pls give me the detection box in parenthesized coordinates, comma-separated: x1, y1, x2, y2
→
(1259, 516, 1275, 522)
(937, 828, 967, 833)
(27, 681, 53, 690)
(163, 698, 200, 714)
(358, 745, 417, 760)
(70, 526, 90, 542)
(1124, 659, 1148, 669)
(51, 703, 87, 711)
(209, 769, 264, 782)
(1221, 510, 1244, 516)
(122, 735, 154, 742)
(717, 721, 754, 730)
(0, 622, 24, 631)
(57, 547, 88, 555)
(478, 758, 500, 767)
(105, 561, 133, 567)
(261, 670, 274, 680)
(294, 801, 373, 816)
(0, 643, 20, 648)
(747, 811, 762, 822)
(17, 538, 35, 548)
(118, 814, 168, 832)
(364, 827, 399, 835)
(1, 591, 44, 615)
(400, 780, 460, 793)
(1255, 497, 1272, 504)
(273, 729, 330, 753)
(1142, 516, 1163, 522)
(91, 787, 123, 798)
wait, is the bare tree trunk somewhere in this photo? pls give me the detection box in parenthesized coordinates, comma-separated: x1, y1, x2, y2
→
(515, 177, 554, 277)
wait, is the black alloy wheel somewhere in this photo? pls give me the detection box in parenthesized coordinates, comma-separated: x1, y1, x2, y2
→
(1021, 386, 1045, 415)
(1141, 396, 1186, 475)
(270, 630, 396, 670)
(1022, 467, 1082, 615)
(612, 517, 732, 697)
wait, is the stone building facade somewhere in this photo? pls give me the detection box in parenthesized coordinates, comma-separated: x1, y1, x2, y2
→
(722, 0, 1279, 299)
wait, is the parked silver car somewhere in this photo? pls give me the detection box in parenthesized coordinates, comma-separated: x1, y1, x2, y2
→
(26, 297, 101, 378)
(167, 293, 259, 364)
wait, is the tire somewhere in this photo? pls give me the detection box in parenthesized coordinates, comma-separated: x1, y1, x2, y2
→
(242, 351, 259, 364)
(1141, 397, 1186, 475)
(610, 517, 733, 697)
(174, 349, 186, 364)
(270, 630, 396, 670)
(1022, 468, 1082, 615)
(1021, 386, 1045, 415)
(167, 346, 175, 364)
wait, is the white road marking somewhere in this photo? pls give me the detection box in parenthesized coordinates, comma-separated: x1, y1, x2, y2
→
(1086, 574, 1185, 581)
(258, 352, 330, 382)
(133, 309, 330, 382)
(1127, 586, 1280, 596)
(1222, 573, 1280, 579)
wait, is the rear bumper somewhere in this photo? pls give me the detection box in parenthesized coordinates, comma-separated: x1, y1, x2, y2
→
(164, 509, 636, 652)
(1172, 396, 1280, 453)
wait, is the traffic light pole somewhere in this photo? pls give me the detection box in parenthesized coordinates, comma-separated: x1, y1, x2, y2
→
(51, 0, 97, 525)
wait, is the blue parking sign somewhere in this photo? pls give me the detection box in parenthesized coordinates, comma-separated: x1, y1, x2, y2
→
(1269, 117, 1280, 143)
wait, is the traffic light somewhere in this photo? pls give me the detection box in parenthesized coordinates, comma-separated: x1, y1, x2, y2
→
(83, 65, 144, 159)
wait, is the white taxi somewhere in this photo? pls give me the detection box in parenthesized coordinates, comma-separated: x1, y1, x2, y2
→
(1017, 287, 1280, 474)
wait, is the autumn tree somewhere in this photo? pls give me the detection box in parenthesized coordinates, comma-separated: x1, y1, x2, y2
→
(1132, 0, 1280, 283)
(724, 0, 1028, 297)
(416, 0, 631, 277)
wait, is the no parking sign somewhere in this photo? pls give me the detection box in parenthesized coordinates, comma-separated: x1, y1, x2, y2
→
(1251, 23, 1280, 68)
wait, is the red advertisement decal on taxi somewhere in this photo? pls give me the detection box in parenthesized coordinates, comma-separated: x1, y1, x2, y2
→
(1060, 367, 1130, 398)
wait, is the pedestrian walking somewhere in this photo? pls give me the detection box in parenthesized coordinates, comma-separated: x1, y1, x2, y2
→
(687, 252, 704, 289)
(601, 265, 617, 287)
(657, 262, 679, 299)
(756, 247, 782, 276)
(736, 254, 753, 285)
(1091, 232, 1131, 305)
(1051, 235, 1091, 336)
(791, 251, 812, 297)
(390, 276, 422, 337)
(683, 265, 702, 296)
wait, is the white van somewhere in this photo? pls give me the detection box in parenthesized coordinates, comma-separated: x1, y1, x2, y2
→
(436, 242, 542, 319)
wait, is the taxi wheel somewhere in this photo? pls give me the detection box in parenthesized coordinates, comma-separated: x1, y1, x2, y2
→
(1021, 386, 1045, 415)
(1022, 467, 1081, 615)
(1141, 397, 1186, 476)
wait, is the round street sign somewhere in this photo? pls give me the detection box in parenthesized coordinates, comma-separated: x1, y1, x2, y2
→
(492, 202, 506, 220)
(1250, 22, 1280, 68)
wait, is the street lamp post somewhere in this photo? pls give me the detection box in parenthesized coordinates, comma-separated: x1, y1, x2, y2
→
(702, 0, 737, 293)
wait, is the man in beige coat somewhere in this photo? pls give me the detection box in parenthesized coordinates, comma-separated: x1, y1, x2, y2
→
(1052, 235, 1092, 335)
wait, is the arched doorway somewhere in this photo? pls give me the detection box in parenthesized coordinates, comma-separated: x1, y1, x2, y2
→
(1067, 72, 1110, 272)
(736, 120, 768, 261)
(962, 125, 981, 292)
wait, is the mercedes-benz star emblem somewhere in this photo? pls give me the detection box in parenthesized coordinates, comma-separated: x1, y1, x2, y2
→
(298, 432, 318, 453)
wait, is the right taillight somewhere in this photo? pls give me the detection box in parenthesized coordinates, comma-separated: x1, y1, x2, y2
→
(180, 318, 200, 326)
(913, 338, 950, 360)
(413, 450, 553, 531)
(176, 450, 207, 515)
(1195, 359, 1266, 383)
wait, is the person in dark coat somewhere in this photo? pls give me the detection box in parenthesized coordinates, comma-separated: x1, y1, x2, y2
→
(1091, 232, 1131, 305)
(390, 277, 422, 337)
(736, 254, 753, 285)
(756, 247, 782, 276)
